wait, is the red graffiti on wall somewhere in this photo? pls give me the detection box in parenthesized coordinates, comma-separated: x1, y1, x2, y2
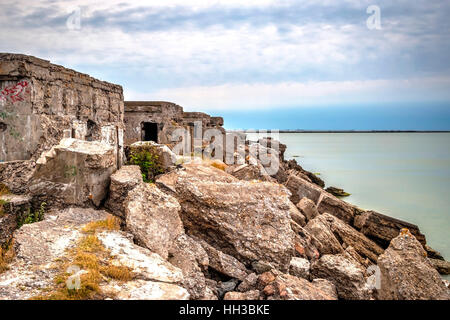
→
(0, 80, 30, 103)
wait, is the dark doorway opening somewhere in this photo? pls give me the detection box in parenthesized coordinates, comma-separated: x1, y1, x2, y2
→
(142, 122, 158, 142)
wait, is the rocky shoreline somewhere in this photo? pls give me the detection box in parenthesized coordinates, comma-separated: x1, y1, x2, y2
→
(0, 53, 449, 300)
(1, 137, 449, 300)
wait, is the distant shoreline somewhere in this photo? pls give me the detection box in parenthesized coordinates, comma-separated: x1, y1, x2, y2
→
(230, 130, 450, 133)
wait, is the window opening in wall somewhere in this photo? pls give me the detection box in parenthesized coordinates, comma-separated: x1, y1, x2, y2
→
(142, 122, 158, 142)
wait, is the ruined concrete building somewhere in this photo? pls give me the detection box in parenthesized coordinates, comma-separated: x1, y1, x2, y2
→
(0, 53, 225, 194)
(0, 53, 124, 163)
(124, 101, 224, 146)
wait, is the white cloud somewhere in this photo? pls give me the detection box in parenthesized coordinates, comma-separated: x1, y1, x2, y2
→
(1, 0, 449, 113)
(125, 76, 450, 111)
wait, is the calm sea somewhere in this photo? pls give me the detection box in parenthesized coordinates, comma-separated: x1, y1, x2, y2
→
(248, 132, 450, 275)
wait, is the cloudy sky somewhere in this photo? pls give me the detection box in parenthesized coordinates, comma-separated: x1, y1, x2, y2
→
(1, 0, 450, 129)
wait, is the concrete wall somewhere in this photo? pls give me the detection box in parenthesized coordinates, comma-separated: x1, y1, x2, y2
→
(0, 53, 124, 166)
(124, 101, 183, 145)
(124, 101, 225, 147)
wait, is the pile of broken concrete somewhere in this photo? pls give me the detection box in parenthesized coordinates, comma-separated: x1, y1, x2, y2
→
(0, 138, 449, 300)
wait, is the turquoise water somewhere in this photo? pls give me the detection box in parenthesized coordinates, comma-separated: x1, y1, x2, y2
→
(249, 132, 450, 270)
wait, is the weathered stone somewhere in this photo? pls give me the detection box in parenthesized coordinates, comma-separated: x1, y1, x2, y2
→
(156, 161, 238, 195)
(305, 215, 344, 256)
(284, 174, 322, 205)
(125, 183, 184, 260)
(217, 279, 239, 298)
(251, 260, 277, 274)
(425, 244, 444, 260)
(354, 210, 427, 248)
(29, 138, 116, 208)
(257, 271, 337, 300)
(0, 213, 16, 248)
(106, 280, 189, 300)
(315, 213, 384, 263)
(174, 166, 295, 272)
(284, 173, 357, 224)
(196, 238, 249, 280)
(237, 273, 259, 292)
(296, 197, 319, 221)
(311, 279, 338, 300)
(291, 225, 320, 261)
(226, 163, 276, 182)
(199, 287, 219, 300)
(317, 193, 357, 225)
(289, 202, 306, 227)
(97, 231, 184, 284)
(0, 194, 32, 216)
(429, 258, 450, 275)
(1, 208, 186, 300)
(105, 165, 142, 218)
(224, 290, 260, 300)
(0, 160, 35, 194)
(289, 257, 310, 279)
(344, 245, 370, 269)
(285, 159, 325, 188)
(377, 230, 450, 300)
(168, 234, 209, 299)
(311, 254, 370, 300)
(0, 208, 108, 299)
(0, 194, 32, 247)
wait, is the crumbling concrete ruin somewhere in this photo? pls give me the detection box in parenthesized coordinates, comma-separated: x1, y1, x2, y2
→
(124, 101, 224, 146)
(0, 54, 224, 194)
(0, 54, 124, 194)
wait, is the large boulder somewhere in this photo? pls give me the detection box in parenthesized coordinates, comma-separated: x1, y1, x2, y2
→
(226, 163, 276, 183)
(284, 173, 357, 224)
(125, 183, 184, 260)
(311, 254, 370, 300)
(296, 197, 319, 222)
(29, 138, 116, 208)
(377, 230, 450, 300)
(310, 213, 384, 263)
(168, 234, 210, 300)
(0, 160, 35, 194)
(156, 161, 237, 195)
(105, 165, 142, 218)
(0, 208, 188, 300)
(284, 174, 322, 205)
(98, 230, 189, 300)
(173, 165, 296, 272)
(196, 238, 249, 281)
(304, 215, 344, 256)
(289, 257, 310, 279)
(354, 210, 426, 248)
(0, 194, 32, 246)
